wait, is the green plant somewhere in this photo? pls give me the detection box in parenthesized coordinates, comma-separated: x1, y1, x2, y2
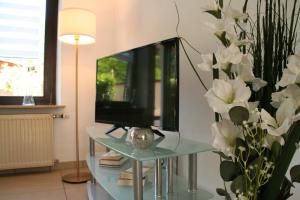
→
(200, 0, 300, 199)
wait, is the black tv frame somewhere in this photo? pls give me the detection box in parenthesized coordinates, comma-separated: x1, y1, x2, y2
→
(95, 37, 179, 133)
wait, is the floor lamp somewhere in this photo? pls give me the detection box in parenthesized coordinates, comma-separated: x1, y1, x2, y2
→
(58, 8, 96, 183)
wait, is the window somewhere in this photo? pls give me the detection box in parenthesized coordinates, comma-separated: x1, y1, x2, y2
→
(0, 0, 58, 105)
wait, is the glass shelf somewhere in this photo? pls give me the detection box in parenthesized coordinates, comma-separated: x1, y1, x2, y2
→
(89, 128, 213, 161)
(86, 153, 213, 200)
(86, 126, 214, 200)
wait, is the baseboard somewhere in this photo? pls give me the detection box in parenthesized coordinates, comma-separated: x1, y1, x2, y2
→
(0, 166, 52, 176)
(0, 160, 87, 176)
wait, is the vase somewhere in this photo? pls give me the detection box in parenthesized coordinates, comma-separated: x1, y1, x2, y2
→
(128, 127, 154, 149)
(22, 95, 35, 106)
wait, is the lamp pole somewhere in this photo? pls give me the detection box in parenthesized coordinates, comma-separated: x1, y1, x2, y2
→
(58, 8, 96, 184)
(62, 35, 90, 184)
(75, 35, 80, 178)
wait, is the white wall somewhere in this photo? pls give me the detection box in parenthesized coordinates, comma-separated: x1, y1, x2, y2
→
(1, 0, 297, 198)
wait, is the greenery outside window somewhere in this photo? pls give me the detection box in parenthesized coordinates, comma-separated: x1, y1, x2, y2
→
(0, 0, 58, 105)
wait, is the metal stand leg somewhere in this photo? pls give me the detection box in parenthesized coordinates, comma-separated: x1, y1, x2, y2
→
(89, 137, 96, 184)
(155, 159, 162, 197)
(90, 176, 96, 184)
(188, 153, 197, 192)
(175, 156, 179, 175)
(133, 160, 143, 200)
(89, 137, 95, 157)
(167, 158, 174, 194)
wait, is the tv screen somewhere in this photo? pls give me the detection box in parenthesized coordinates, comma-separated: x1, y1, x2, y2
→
(95, 38, 179, 131)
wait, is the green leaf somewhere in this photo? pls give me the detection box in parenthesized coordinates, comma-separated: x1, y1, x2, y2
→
(222, 64, 232, 78)
(205, 10, 221, 19)
(215, 32, 230, 47)
(295, 107, 300, 115)
(216, 188, 232, 200)
(230, 175, 245, 194)
(212, 53, 217, 65)
(277, 177, 294, 200)
(242, 0, 248, 13)
(261, 121, 300, 199)
(225, 194, 232, 200)
(220, 161, 240, 181)
(271, 141, 281, 158)
(229, 106, 249, 125)
(219, 0, 223, 9)
(290, 165, 300, 183)
(213, 151, 232, 160)
(216, 188, 227, 196)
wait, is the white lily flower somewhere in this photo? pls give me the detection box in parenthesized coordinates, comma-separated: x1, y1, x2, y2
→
(198, 54, 213, 71)
(224, 8, 248, 22)
(246, 101, 260, 123)
(212, 119, 241, 158)
(263, 134, 285, 149)
(250, 78, 267, 92)
(214, 44, 244, 70)
(261, 99, 296, 137)
(277, 54, 300, 87)
(272, 84, 300, 108)
(205, 19, 235, 37)
(205, 77, 251, 113)
(231, 54, 267, 91)
(227, 32, 253, 47)
(231, 54, 255, 80)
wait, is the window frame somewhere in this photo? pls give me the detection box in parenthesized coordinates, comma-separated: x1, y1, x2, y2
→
(0, 0, 59, 105)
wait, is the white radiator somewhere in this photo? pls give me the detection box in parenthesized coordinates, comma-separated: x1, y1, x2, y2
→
(0, 114, 54, 170)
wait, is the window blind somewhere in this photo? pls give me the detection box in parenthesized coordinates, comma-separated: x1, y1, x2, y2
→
(0, 0, 46, 59)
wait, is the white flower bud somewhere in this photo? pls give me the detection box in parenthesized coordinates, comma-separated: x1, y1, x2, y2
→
(248, 191, 254, 196)
(239, 146, 246, 152)
(263, 157, 268, 161)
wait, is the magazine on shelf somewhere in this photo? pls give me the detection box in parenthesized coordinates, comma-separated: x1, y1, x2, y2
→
(99, 151, 128, 167)
(119, 166, 152, 180)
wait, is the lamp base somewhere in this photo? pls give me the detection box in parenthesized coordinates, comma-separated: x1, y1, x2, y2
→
(62, 172, 90, 184)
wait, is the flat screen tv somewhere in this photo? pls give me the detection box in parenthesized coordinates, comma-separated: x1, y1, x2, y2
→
(95, 38, 179, 132)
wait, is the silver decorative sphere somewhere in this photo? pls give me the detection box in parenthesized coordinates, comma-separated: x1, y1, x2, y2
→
(128, 128, 154, 149)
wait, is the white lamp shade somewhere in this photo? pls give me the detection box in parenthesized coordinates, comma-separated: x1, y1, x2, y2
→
(58, 8, 96, 45)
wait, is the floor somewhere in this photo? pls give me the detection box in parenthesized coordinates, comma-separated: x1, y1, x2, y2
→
(0, 168, 89, 200)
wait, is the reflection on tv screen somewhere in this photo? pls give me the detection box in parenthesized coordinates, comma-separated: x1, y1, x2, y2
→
(95, 38, 179, 131)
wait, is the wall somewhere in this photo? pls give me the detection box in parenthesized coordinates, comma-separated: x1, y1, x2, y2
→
(0, 0, 298, 198)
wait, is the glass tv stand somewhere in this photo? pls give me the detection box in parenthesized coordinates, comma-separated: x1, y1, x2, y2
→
(86, 126, 214, 200)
